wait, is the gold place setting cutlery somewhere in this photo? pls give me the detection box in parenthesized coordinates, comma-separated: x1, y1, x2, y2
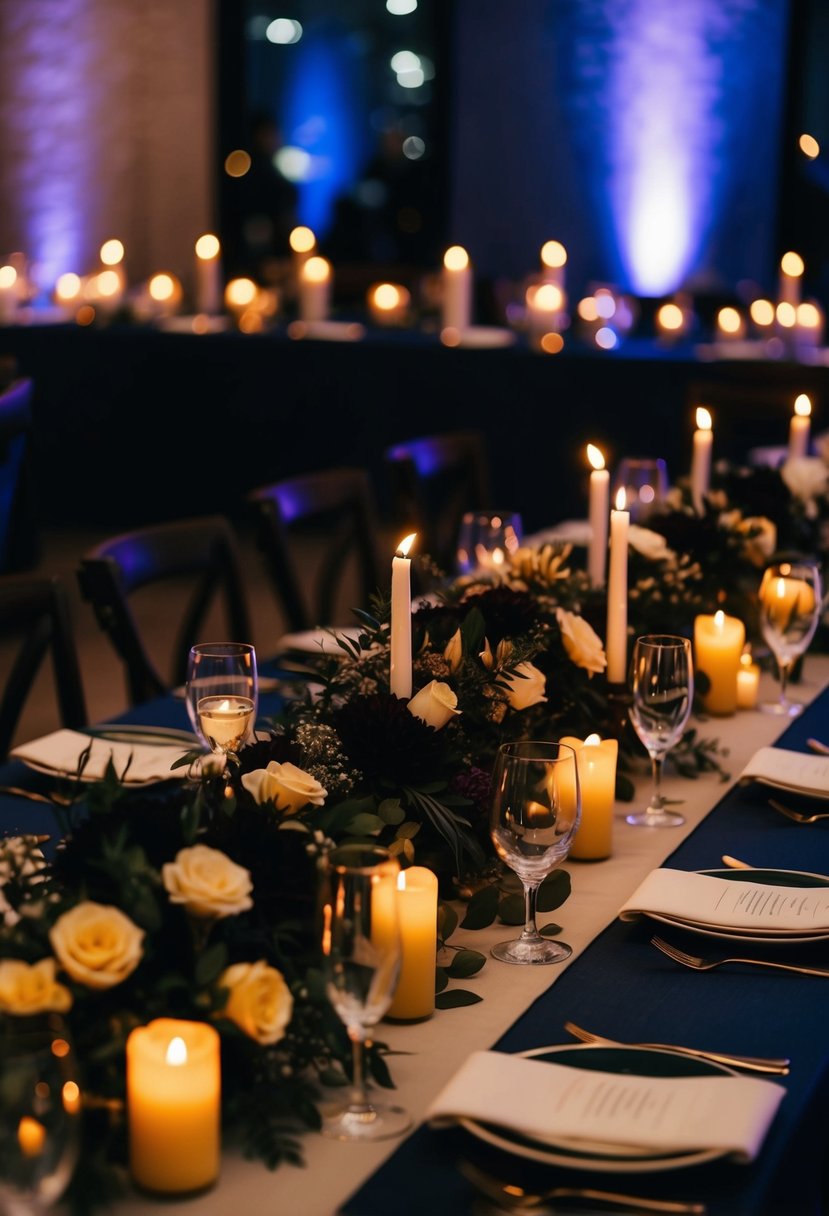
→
(459, 1159, 707, 1213)
(562, 1021, 790, 1075)
(767, 797, 829, 825)
(650, 936, 829, 979)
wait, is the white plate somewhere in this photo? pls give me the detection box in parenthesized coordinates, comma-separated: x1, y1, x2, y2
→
(459, 1044, 733, 1174)
(644, 868, 829, 944)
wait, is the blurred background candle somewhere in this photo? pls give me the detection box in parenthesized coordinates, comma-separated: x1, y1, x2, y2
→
(298, 255, 331, 322)
(716, 305, 746, 341)
(788, 393, 811, 458)
(525, 282, 564, 347)
(737, 649, 760, 709)
(559, 733, 618, 860)
(127, 1018, 220, 1195)
(441, 245, 471, 331)
(540, 239, 567, 290)
(289, 225, 316, 278)
(54, 272, 82, 318)
(586, 443, 609, 587)
(0, 263, 19, 321)
(778, 250, 804, 307)
(385, 866, 438, 1021)
(693, 609, 745, 715)
(690, 406, 713, 513)
(605, 488, 629, 684)
(749, 297, 775, 337)
(390, 533, 415, 698)
(194, 233, 222, 314)
(795, 301, 824, 349)
(368, 281, 410, 327)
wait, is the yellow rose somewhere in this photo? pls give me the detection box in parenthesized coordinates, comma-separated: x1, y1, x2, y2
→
(219, 959, 294, 1045)
(0, 958, 72, 1015)
(162, 845, 253, 919)
(501, 661, 548, 710)
(556, 607, 607, 677)
(49, 902, 144, 991)
(737, 516, 777, 567)
(241, 761, 327, 815)
(407, 680, 461, 730)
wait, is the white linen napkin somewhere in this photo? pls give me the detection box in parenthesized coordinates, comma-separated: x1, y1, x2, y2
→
(739, 746, 829, 798)
(618, 868, 829, 935)
(426, 1049, 786, 1162)
(10, 729, 189, 785)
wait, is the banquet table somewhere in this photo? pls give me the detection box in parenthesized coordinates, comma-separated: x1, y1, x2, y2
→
(2, 660, 829, 1216)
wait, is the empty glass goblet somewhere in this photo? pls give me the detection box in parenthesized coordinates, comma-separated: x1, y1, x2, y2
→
(0, 1014, 81, 1215)
(489, 741, 580, 965)
(184, 642, 258, 762)
(456, 510, 523, 576)
(758, 556, 823, 717)
(317, 843, 411, 1142)
(611, 458, 668, 523)
(627, 634, 693, 828)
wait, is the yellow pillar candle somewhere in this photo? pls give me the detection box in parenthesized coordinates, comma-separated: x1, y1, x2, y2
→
(693, 610, 745, 716)
(737, 650, 760, 709)
(127, 1018, 220, 1194)
(385, 866, 439, 1021)
(559, 734, 618, 860)
(759, 571, 816, 627)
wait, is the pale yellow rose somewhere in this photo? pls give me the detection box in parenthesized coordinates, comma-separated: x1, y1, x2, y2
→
(162, 845, 253, 919)
(627, 526, 674, 563)
(219, 959, 294, 1045)
(0, 958, 72, 1015)
(407, 680, 461, 730)
(49, 902, 144, 991)
(501, 661, 548, 710)
(737, 516, 777, 567)
(241, 761, 327, 815)
(443, 628, 463, 672)
(556, 608, 607, 677)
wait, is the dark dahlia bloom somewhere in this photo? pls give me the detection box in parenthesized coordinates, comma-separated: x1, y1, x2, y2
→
(236, 731, 304, 777)
(450, 764, 492, 820)
(332, 693, 449, 786)
(460, 586, 539, 645)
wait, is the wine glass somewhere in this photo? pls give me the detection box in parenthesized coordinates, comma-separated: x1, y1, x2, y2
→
(758, 556, 823, 717)
(184, 642, 258, 761)
(489, 740, 580, 965)
(317, 843, 411, 1142)
(0, 1014, 81, 1215)
(456, 510, 523, 576)
(627, 634, 693, 828)
(611, 458, 668, 523)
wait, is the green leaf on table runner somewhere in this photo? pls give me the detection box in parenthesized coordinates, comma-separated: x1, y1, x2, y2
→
(538, 923, 563, 937)
(434, 967, 449, 993)
(435, 989, 483, 1010)
(460, 884, 499, 929)
(445, 949, 486, 979)
(498, 893, 525, 924)
(438, 902, 458, 940)
(536, 870, 571, 912)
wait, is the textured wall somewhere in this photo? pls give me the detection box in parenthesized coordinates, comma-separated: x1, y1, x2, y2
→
(0, 0, 214, 296)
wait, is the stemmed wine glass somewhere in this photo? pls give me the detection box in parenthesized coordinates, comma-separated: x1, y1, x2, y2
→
(758, 556, 823, 717)
(317, 844, 412, 1141)
(611, 458, 668, 524)
(0, 1014, 82, 1215)
(456, 510, 524, 576)
(627, 634, 693, 828)
(489, 740, 580, 965)
(184, 642, 258, 762)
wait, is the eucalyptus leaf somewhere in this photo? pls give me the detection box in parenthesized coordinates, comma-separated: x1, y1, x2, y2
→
(539, 922, 563, 937)
(460, 884, 498, 929)
(437, 902, 458, 940)
(434, 967, 449, 993)
(536, 869, 571, 912)
(346, 813, 384, 835)
(446, 948, 486, 979)
(498, 892, 525, 925)
(435, 989, 483, 1009)
(378, 798, 405, 826)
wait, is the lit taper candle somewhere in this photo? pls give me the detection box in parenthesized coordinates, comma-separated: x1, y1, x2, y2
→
(788, 393, 811, 459)
(605, 488, 629, 684)
(586, 443, 609, 587)
(390, 533, 416, 699)
(690, 406, 713, 514)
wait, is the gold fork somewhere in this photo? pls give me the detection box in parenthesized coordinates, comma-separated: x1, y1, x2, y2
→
(651, 936, 829, 977)
(563, 1020, 790, 1074)
(768, 798, 829, 825)
(459, 1159, 707, 1213)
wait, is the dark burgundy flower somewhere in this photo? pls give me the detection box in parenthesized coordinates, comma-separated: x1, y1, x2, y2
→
(332, 692, 449, 786)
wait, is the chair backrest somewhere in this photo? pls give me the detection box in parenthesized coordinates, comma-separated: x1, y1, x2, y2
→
(383, 430, 491, 571)
(0, 573, 87, 757)
(0, 377, 39, 573)
(77, 515, 253, 706)
(247, 467, 382, 632)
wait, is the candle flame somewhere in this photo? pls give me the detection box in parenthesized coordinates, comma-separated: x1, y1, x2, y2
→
(775, 577, 787, 599)
(166, 1036, 188, 1066)
(797, 302, 820, 328)
(794, 393, 811, 418)
(781, 250, 804, 277)
(289, 225, 316, 253)
(149, 273, 176, 302)
(17, 1116, 46, 1158)
(397, 871, 407, 891)
(195, 233, 220, 259)
(584, 733, 601, 746)
(540, 239, 567, 268)
(740, 650, 753, 668)
(714, 609, 725, 629)
(396, 533, 416, 557)
(0, 265, 18, 288)
(99, 239, 124, 266)
(303, 255, 330, 283)
(586, 443, 605, 471)
(372, 282, 402, 310)
(614, 487, 626, 511)
(696, 406, 712, 431)
(443, 245, 469, 271)
(62, 1081, 81, 1114)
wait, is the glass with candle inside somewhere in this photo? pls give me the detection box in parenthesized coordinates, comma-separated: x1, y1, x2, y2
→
(185, 643, 258, 763)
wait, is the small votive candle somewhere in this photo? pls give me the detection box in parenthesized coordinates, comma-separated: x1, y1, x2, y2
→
(737, 650, 760, 710)
(385, 866, 439, 1021)
(127, 1018, 221, 1194)
(559, 734, 618, 861)
(693, 610, 745, 716)
(368, 281, 410, 327)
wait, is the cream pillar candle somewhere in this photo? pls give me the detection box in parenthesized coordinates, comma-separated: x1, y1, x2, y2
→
(586, 444, 609, 587)
(194, 234, 222, 314)
(559, 733, 618, 860)
(737, 650, 760, 709)
(693, 610, 745, 716)
(605, 488, 629, 684)
(390, 533, 416, 699)
(441, 245, 472, 332)
(299, 255, 331, 322)
(690, 407, 713, 514)
(127, 1018, 220, 1194)
(788, 394, 811, 459)
(385, 866, 438, 1021)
